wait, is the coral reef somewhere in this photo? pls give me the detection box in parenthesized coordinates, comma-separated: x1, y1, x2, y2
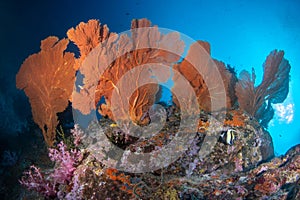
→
(16, 18, 297, 200)
(20, 114, 299, 200)
(16, 18, 291, 145)
(19, 128, 83, 199)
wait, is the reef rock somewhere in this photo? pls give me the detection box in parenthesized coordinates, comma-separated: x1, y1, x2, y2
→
(73, 124, 298, 199)
(189, 110, 275, 176)
(70, 106, 291, 199)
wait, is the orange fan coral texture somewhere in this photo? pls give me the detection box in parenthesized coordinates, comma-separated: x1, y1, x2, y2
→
(235, 50, 291, 127)
(67, 19, 112, 70)
(224, 110, 246, 127)
(69, 18, 183, 125)
(68, 20, 115, 114)
(173, 41, 233, 112)
(96, 19, 184, 124)
(16, 18, 291, 146)
(16, 37, 76, 146)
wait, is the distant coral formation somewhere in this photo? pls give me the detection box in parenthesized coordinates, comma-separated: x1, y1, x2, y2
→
(235, 50, 291, 127)
(16, 18, 291, 147)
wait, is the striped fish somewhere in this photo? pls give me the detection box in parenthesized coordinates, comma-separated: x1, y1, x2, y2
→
(219, 129, 236, 145)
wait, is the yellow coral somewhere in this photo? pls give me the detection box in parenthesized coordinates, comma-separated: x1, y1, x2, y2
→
(163, 188, 179, 200)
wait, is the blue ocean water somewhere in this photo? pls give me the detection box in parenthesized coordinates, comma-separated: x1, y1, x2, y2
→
(1, 0, 299, 155)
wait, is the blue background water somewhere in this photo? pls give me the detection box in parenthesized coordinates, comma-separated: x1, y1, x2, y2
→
(0, 0, 299, 155)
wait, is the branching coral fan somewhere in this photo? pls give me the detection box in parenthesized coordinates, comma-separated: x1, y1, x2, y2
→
(95, 19, 184, 124)
(67, 19, 111, 71)
(235, 50, 291, 127)
(69, 19, 115, 114)
(16, 18, 291, 146)
(173, 41, 233, 112)
(16, 37, 76, 146)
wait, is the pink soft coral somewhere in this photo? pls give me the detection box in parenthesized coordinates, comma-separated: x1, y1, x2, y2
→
(20, 127, 83, 198)
(48, 141, 82, 184)
(19, 165, 56, 198)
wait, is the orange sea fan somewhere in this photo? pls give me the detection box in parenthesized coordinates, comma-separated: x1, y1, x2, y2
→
(16, 37, 76, 146)
(67, 19, 112, 70)
(235, 50, 291, 127)
(70, 18, 184, 123)
(94, 18, 184, 124)
(69, 20, 117, 114)
(173, 41, 232, 112)
(213, 59, 233, 108)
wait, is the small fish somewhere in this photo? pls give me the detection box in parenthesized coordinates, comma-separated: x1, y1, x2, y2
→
(219, 129, 236, 145)
(110, 123, 118, 128)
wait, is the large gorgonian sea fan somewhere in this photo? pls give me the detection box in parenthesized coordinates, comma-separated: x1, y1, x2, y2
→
(235, 50, 291, 127)
(16, 17, 292, 147)
(16, 37, 76, 146)
(96, 19, 184, 125)
(16, 18, 184, 146)
(172, 41, 233, 112)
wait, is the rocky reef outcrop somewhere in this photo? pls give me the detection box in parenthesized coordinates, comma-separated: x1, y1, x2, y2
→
(64, 107, 299, 200)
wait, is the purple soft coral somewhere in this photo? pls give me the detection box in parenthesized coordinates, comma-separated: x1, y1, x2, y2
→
(49, 141, 82, 184)
(64, 174, 84, 200)
(20, 126, 83, 198)
(71, 124, 83, 147)
(19, 165, 56, 198)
